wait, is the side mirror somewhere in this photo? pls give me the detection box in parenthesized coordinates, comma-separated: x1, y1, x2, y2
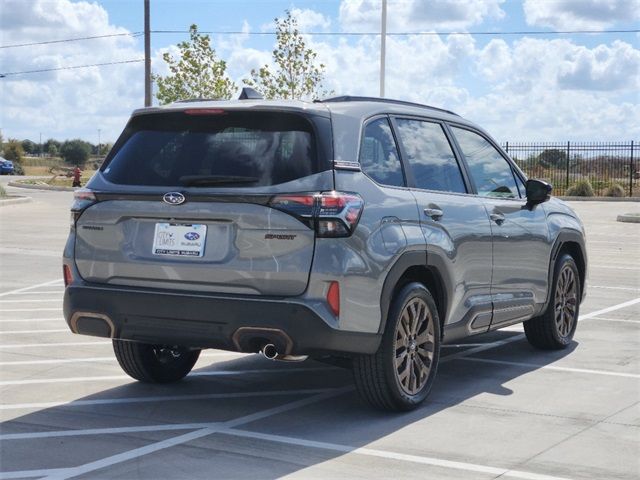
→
(526, 179, 552, 206)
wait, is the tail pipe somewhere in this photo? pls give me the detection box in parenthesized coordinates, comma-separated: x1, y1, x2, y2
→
(260, 343, 307, 362)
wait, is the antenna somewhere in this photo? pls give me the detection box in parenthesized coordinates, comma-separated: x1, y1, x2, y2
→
(239, 87, 263, 100)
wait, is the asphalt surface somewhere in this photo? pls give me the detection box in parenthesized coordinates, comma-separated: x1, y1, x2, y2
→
(0, 177, 638, 480)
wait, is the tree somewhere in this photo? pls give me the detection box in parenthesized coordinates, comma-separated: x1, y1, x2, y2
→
(60, 139, 92, 166)
(154, 24, 236, 105)
(244, 10, 330, 100)
(3, 139, 23, 162)
(44, 138, 61, 156)
(21, 139, 37, 155)
(537, 149, 567, 169)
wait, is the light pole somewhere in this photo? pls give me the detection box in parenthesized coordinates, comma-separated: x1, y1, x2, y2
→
(379, 0, 387, 97)
(144, 0, 151, 107)
(98, 129, 101, 157)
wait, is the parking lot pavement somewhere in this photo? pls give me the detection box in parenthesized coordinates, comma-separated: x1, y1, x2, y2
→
(0, 185, 638, 480)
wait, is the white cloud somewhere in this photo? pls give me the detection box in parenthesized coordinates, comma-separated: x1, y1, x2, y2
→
(339, 0, 505, 32)
(467, 37, 640, 140)
(260, 8, 331, 32)
(523, 0, 640, 30)
(0, 0, 144, 143)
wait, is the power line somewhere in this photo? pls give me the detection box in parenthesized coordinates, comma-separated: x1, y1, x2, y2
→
(151, 28, 640, 36)
(0, 27, 637, 50)
(0, 32, 143, 49)
(0, 59, 145, 77)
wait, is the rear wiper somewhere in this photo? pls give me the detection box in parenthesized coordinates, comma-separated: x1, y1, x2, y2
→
(179, 175, 259, 186)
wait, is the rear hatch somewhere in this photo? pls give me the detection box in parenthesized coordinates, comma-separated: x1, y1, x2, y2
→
(73, 108, 333, 296)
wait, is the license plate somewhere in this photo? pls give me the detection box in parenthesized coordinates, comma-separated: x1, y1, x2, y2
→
(152, 223, 207, 257)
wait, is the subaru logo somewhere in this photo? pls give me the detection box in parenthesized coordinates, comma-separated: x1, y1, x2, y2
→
(163, 192, 185, 205)
(184, 232, 200, 240)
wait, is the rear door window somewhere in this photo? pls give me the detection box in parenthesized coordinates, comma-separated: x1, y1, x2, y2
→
(395, 119, 467, 193)
(101, 111, 328, 187)
(359, 117, 405, 187)
(451, 127, 520, 198)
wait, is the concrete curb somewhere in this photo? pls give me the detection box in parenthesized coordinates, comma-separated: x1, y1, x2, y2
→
(559, 196, 640, 202)
(8, 181, 75, 192)
(0, 196, 33, 207)
(617, 213, 640, 223)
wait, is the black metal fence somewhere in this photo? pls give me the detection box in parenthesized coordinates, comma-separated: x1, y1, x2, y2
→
(502, 141, 637, 197)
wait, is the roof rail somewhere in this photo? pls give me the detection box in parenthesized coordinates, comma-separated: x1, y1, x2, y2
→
(317, 95, 459, 116)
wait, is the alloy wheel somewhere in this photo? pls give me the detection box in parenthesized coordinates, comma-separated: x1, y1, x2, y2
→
(554, 265, 578, 337)
(394, 298, 435, 395)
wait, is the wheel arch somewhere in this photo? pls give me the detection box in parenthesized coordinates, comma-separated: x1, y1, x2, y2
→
(379, 251, 449, 337)
(545, 230, 587, 310)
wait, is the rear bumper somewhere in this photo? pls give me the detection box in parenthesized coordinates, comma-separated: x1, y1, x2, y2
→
(63, 283, 380, 355)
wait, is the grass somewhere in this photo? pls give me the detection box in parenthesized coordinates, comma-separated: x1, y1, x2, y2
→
(0, 183, 6, 198)
(15, 170, 96, 188)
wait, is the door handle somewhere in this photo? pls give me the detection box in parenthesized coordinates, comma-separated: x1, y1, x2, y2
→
(424, 208, 444, 220)
(490, 213, 505, 225)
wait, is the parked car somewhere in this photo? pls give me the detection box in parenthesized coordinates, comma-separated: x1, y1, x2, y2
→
(0, 157, 14, 175)
(63, 91, 587, 411)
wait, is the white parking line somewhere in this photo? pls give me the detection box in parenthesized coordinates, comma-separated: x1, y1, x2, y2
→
(590, 285, 640, 292)
(0, 367, 335, 386)
(0, 341, 109, 349)
(220, 428, 574, 480)
(41, 388, 352, 480)
(0, 422, 221, 441)
(580, 298, 640, 319)
(0, 329, 68, 335)
(8, 290, 64, 296)
(0, 308, 61, 313)
(0, 318, 61, 324)
(0, 351, 242, 366)
(591, 265, 640, 270)
(589, 317, 639, 324)
(0, 299, 61, 304)
(0, 388, 334, 413)
(0, 280, 63, 298)
(457, 357, 640, 379)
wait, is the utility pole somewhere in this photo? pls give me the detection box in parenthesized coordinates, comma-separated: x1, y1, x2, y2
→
(98, 129, 101, 157)
(379, 0, 387, 97)
(144, 0, 151, 107)
(39, 132, 42, 158)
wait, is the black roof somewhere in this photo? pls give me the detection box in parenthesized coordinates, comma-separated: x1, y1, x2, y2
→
(317, 95, 459, 117)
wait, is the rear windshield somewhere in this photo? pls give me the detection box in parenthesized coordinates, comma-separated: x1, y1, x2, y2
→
(101, 111, 329, 187)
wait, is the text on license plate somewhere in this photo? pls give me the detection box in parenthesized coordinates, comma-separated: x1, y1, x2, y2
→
(152, 223, 207, 257)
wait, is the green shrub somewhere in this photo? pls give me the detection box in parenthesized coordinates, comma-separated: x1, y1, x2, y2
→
(566, 179, 594, 197)
(0, 184, 6, 197)
(604, 183, 625, 197)
(12, 163, 25, 175)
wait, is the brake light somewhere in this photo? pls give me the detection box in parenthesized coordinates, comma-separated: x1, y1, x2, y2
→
(71, 188, 98, 228)
(327, 281, 340, 317)
(269, 191, 363, 238)
(63, 264, 73, 287)
(184, 109, 226, 115)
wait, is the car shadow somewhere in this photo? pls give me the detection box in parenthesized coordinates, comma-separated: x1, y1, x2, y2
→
(0, 330, 580, 477)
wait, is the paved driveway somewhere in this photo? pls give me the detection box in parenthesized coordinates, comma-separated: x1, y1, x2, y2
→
(1, 180, 638, 479)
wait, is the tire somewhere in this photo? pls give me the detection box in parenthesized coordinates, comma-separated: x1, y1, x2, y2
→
(524, 253, 580, 350)
(112, 340, 201, 383)
(353, 282, 441, 411)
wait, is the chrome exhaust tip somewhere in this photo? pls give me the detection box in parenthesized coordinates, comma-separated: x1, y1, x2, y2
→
(261, 343, 278, 360)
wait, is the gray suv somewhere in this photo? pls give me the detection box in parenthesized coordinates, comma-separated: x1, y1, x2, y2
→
(63, 92, 587, 411)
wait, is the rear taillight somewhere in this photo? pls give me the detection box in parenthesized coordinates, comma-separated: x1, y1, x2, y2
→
(63, 264, 73, 287)
(269, 191, 363, 238)
(70, 188, 98, 228)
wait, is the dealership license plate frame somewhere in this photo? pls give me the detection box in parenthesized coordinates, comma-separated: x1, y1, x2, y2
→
(152, 223, 207, 257)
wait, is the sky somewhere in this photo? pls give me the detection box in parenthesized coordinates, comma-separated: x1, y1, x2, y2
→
(0, 0, 639, 145)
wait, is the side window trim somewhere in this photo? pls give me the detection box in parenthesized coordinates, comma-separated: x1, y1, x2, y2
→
(390, 115, 471, 194)
(446, 123, 524, 199)
(358, 114, 409, 189)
